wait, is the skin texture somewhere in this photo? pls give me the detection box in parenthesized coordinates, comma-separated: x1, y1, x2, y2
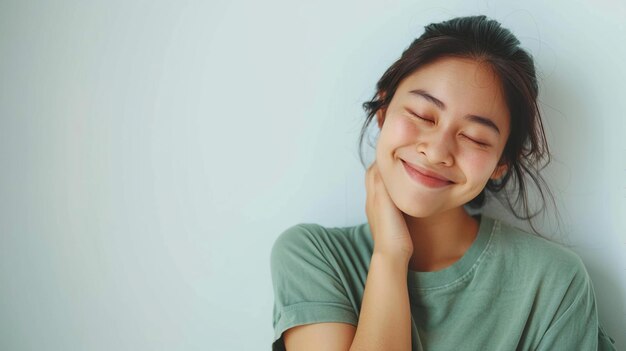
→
(373, 56, 511, 272)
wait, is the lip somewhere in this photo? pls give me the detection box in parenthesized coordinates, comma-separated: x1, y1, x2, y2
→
(402, 160, 454, 188)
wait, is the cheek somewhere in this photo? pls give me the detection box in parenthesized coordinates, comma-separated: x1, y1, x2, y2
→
(376, 117, 416, 167)
(391, 116, 418, 139)
(379, 116, 418, 148)
(460, 152, 499, 181)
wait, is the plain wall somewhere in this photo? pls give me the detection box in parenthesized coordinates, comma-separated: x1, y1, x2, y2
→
(0, 0, 624, 349)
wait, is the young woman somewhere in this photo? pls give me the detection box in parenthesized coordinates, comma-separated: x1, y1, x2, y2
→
(270, 15, 617, 350)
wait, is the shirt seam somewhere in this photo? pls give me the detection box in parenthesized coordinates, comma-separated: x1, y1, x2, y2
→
(280, 301, 356, 314)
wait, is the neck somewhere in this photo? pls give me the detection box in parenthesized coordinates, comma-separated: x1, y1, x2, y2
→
(404, 207, 479, 272)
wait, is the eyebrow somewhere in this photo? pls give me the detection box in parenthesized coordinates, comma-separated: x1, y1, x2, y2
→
(408, 89, 501, 136)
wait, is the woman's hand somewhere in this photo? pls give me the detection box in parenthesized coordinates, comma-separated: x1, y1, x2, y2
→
(365, 160, 414, 264)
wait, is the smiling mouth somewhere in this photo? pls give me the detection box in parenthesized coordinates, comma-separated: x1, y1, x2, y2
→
(402, 160, 454, 188)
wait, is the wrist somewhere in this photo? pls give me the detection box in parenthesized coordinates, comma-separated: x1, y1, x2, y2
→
(371, 250, 411, 270)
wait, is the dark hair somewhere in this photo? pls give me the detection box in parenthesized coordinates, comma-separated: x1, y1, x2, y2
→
(358, 15, 562, 240)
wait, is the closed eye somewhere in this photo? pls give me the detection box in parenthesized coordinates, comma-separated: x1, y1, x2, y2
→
(408, 111, 434, 124)
(462, 135, 491, 148)
(408, 110, 491, 149)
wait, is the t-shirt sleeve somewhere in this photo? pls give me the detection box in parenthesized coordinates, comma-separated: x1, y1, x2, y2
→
(270, 223, 358, 350)
(535, 254, 617, 351)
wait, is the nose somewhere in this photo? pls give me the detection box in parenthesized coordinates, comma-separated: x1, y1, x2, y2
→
(416, 131, 454, 166)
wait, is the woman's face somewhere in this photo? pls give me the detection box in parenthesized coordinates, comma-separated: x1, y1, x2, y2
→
(375, 56, 511, 218)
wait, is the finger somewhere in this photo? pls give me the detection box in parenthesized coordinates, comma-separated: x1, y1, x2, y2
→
(372, 162, 393, 208)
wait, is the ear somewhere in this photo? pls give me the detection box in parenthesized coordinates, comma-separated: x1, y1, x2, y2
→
(376, 109, 385, 129)
(490, 163, 508, 181)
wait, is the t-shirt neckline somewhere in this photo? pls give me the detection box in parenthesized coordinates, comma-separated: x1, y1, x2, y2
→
(405, 214, 496, 290)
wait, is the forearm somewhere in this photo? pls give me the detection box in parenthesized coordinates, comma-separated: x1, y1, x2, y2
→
(349, 253, 412, 351)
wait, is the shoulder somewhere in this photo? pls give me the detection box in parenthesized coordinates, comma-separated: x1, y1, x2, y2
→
(271, 222, 371, 266)
(271, 223, 325, 251)
(489, 218, 593, 306)
(270, 223, 333, 260)
(494, 219, 587, 278)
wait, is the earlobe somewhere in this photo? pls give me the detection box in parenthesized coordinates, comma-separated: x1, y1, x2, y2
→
(490, 163, 508, 180)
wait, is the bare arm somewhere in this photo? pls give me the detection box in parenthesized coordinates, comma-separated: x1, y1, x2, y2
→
(349, 253, 411, 351)
(284, 323, 356, 351)
(283, 253, 411, 351)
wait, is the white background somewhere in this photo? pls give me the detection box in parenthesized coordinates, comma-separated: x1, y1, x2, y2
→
(1, 0, 624, 350)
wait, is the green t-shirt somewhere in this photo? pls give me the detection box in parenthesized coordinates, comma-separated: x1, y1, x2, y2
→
(270, 214, 617, 350)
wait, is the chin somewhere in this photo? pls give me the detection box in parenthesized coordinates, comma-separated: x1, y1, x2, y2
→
(394, 197, 441, 218)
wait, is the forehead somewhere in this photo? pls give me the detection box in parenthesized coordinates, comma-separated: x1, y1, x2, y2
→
(400, 56, 503, 92)
(395, 56, 510, 131)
